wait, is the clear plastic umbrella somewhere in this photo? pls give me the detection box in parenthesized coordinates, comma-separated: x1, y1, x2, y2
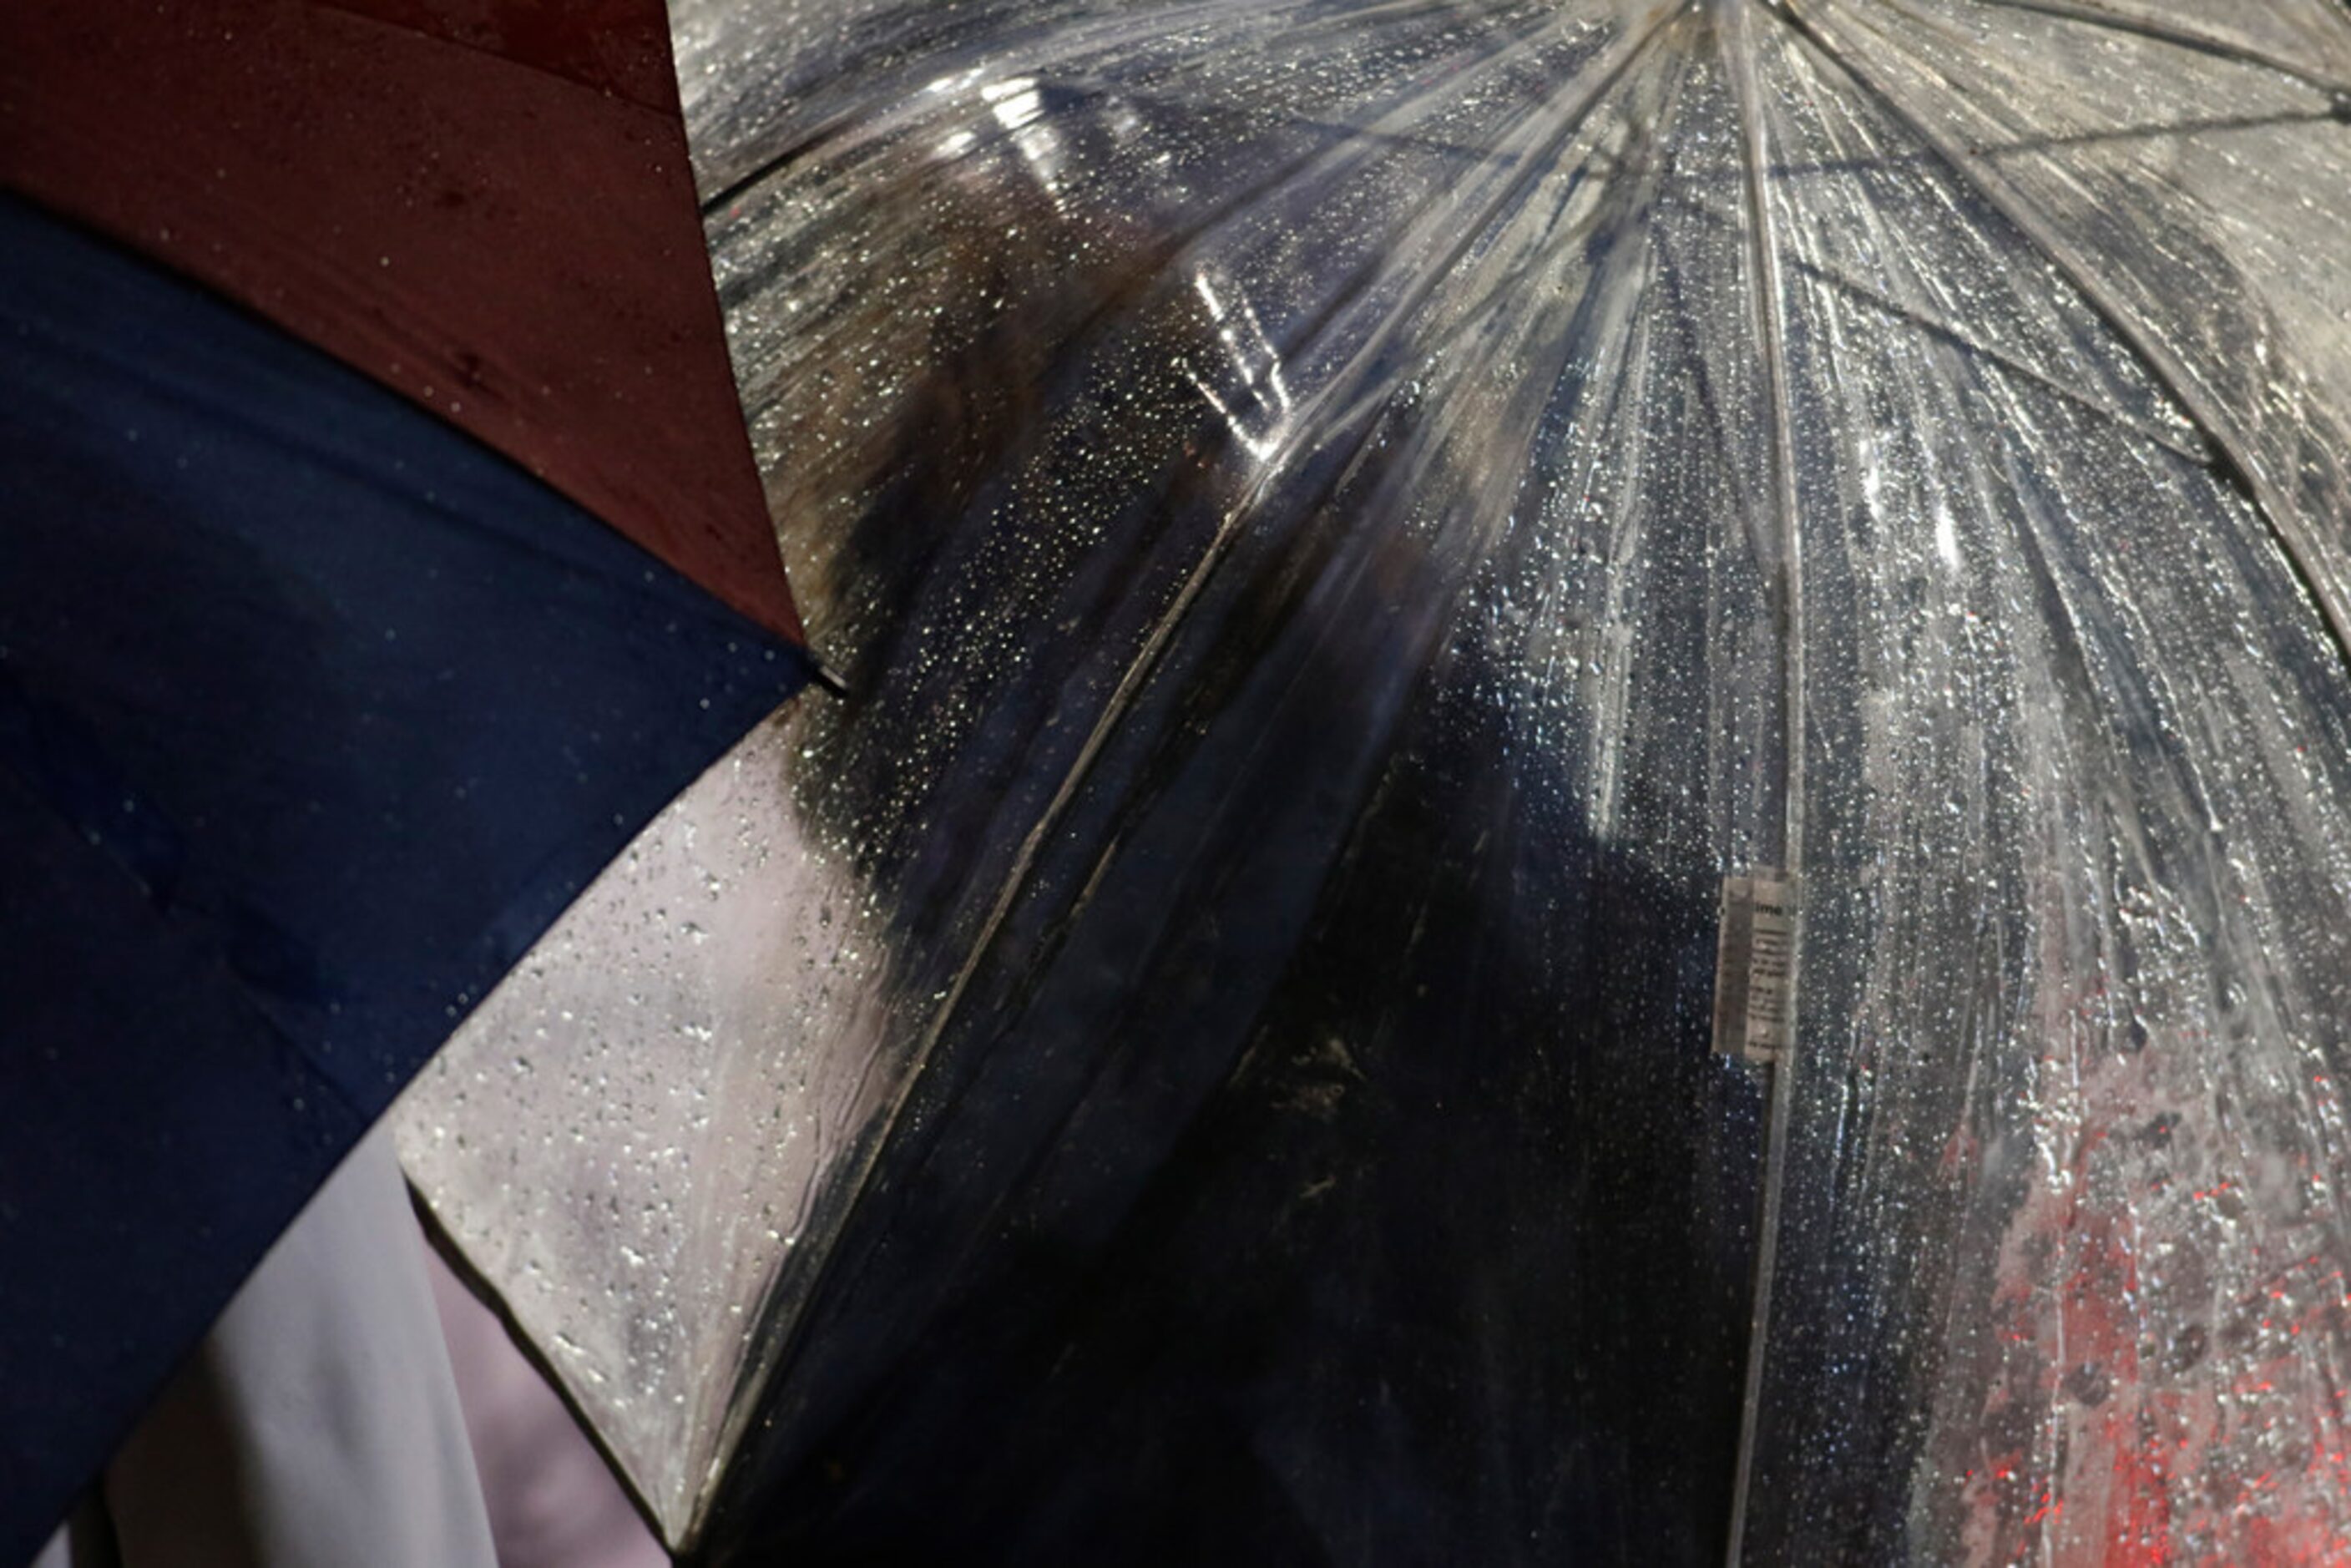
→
(397, 1, 2351, 1560)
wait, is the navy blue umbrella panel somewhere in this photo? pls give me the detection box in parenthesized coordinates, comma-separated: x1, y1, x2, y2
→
(0, 197, 806, 1560)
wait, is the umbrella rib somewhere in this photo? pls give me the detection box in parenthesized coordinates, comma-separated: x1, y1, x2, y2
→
(1716, 3, 1808, 1562)
(1782, 0, 2351, 680)
(1721, 1, 1808, 880)
(1662, 175, 2216, 468)
(1969, 104, 2350, 156)
(1965, 0, 2351, 97)
(1782, 253, 2212, 465)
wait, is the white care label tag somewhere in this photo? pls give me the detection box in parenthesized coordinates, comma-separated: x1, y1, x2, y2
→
(1713, 870, 1799, 1064)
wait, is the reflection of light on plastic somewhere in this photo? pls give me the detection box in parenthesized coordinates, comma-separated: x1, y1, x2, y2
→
(978, 75, 1067, 205)
(980, 76, 1043, 130)
(1183, 271, 1294, 463)
(935, 129, 975, 159)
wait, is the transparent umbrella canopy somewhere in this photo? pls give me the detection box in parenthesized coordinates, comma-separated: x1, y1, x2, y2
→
(396, 0, 2351, 1560)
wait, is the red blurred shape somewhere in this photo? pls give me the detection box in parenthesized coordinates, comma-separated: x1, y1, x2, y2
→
(0, 0, 801, 642)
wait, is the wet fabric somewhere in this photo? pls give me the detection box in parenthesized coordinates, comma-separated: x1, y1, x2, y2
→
(0, 197, 805, 1560)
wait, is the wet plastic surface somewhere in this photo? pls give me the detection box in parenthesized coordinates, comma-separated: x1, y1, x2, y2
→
(401, 3, 2351, 1560)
